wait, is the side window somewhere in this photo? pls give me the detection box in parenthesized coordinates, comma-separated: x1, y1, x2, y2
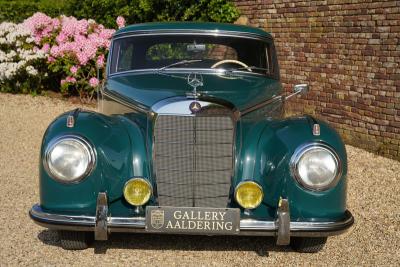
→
(265, 43, 274, 76)
(117, 43, 134, 72)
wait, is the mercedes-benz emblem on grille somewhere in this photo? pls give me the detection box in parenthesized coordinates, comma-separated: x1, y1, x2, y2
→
(150, 209, 164, 229)
(189, 101, 202, 113)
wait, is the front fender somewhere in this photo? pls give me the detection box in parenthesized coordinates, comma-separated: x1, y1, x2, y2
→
(235, 116, 347, 221)
(39, 110, 150, 216)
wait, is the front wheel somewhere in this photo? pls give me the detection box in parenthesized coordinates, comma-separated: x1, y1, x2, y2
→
(290, 237, 327, 253)
(59, 231, 92, 250)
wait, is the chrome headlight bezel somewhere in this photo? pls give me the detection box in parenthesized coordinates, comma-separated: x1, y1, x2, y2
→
(43, 135, 96, 184)
(290, 143, 342, 192)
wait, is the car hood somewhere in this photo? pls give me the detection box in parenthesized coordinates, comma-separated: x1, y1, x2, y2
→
(104, 72, 281, 111)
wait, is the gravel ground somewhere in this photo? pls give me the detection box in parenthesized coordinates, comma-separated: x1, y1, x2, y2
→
(0, 93, 399, 266)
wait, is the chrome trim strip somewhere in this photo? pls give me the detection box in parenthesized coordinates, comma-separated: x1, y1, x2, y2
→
(108, 67, 270, 79)
(241, 95, 283, 115)
(112, 30, 272, 42)
(30, 204, 96, 226)
(30, 204, 354, 237)
(108, 217, 146, 228)
(151, 96, 238, 116)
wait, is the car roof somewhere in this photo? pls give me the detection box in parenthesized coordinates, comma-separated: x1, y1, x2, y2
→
(114, 22, 271, 39)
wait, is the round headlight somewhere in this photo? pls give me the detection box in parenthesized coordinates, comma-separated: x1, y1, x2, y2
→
(45, 136, 95, 183)
(291, 144, 341, 191)
(234, 181, 263, 209)
(123, 178, 152, 206)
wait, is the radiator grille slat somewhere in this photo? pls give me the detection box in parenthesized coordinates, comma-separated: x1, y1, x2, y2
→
(154, 114, 234, 208)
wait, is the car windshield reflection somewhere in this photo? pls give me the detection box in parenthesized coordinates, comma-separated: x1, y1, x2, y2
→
(110, 34, 273, 76)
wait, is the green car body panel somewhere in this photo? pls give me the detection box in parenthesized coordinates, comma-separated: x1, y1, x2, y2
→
(39, 83, 347, 221)
(32, 22, 352, 243)
(104, 72, 280, 112)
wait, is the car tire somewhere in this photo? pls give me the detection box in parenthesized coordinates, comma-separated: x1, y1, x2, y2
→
(59, 231, 92, 250)
(290, 237, 327, 253)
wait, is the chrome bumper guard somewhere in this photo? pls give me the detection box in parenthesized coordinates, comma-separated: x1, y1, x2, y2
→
(30, 198, 353, 243)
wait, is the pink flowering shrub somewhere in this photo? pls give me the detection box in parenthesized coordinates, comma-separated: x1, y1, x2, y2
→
(22, 12, 119, 102)
(89, 77, 99, 87)
(116, 16, 126, 29)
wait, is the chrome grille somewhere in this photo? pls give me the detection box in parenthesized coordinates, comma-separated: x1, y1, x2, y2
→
(154, 115, 234, 207)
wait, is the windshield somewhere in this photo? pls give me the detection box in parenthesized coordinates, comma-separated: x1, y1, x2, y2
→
(109, 34, 274, 75)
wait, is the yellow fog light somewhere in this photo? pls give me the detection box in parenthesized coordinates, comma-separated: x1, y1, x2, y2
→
(235, 181, 263, 209)
(123, 178, 152, 206)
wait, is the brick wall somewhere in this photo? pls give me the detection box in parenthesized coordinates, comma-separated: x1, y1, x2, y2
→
(235, 0, 400, 160)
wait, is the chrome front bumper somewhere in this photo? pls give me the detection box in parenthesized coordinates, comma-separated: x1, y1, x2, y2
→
(30, 203, 354, 242)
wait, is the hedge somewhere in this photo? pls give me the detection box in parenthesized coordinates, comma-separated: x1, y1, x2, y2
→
(0, 0, 240, 28)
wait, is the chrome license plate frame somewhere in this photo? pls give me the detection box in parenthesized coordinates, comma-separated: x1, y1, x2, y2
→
(145, 206, 240, 234)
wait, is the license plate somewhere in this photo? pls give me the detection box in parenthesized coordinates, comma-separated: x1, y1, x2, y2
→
(145, 206, 240, 234)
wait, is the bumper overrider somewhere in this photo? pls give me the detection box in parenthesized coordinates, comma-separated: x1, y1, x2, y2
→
(30, 193, 354, 245)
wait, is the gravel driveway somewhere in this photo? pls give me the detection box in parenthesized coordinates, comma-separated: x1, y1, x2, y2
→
(0, 93, 399, 266)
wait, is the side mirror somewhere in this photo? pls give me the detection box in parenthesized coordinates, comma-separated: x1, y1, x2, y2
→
(286, 84, 309, 100)
(294, 84, 309, 94)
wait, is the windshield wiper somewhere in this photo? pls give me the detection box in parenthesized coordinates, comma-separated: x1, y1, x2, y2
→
(226, 66, 270, 72)
(157, 59, 203, 72)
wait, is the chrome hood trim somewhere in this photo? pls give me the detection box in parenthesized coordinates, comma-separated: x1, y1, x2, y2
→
(151, 96, 240, 119)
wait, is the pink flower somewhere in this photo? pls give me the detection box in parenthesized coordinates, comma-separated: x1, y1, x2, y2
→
(47, 56, 55, 63)
(23, 12, 59, 43)
(96, 54, 105, 67)
(61, 77, 76, 85)
(82, 42, 98, 60)
(34, 36, 42, 44)
(76, 52, 89, 65)
(56, 32, 68, 44)
(70, 65, 79, 74)
(52, 18, 61, 29)
(89, 77, 99, 87)
(99, 29, 115, 40)
(42, 43, 50, 53)
(66, 76, 77, 83)
(50, 45, 60, 57)
(116, 16, 126, 29)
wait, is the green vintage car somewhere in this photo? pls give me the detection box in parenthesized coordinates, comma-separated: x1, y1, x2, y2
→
(30, 22, 353, 252)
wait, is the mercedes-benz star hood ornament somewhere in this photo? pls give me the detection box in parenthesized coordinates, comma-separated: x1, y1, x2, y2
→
(187, 73, 203, 113)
